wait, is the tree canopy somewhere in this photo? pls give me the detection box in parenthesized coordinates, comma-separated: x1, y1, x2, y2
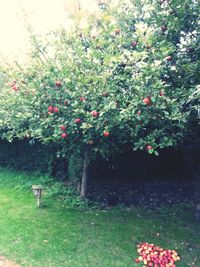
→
(0, 0, 199, 196)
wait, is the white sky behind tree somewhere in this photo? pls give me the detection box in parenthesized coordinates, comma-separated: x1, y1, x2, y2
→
(0, 0, 101, 63)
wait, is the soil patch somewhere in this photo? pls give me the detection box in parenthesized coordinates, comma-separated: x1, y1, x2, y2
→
(88, 180, 194, 208)
(0, 256, 20, 267)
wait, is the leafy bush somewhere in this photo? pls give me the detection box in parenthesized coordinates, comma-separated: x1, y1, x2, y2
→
(47, 181, 97, 209)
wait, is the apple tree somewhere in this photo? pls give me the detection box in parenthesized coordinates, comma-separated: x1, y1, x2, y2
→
(0, 0, 199, 198)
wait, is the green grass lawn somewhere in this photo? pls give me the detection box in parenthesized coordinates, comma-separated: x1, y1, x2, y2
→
(0, 168, 199, 267)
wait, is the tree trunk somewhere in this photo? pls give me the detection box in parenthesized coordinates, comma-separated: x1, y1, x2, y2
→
(80, 149, 89, 198)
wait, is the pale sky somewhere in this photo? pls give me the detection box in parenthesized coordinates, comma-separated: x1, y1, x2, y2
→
(0, 0, 99, 63)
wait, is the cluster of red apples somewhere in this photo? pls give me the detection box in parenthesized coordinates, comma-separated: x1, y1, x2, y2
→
(134, 242, 180, 267)
(9, 80, 18, 91)
(48, 105, 59, 114)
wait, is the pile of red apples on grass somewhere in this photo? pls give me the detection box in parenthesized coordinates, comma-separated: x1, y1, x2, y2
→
(134, 242, 180, 267)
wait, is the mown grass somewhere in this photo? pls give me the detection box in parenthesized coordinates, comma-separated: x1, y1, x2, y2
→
(0, 167, 199, 267)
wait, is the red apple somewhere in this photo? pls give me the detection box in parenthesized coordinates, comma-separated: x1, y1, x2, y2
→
(143, 259, 148, 265)
(147, 145, 153, 150)
(131, 41, 137, 47)
(91, 110, 99, 117)
(161, 25, 167, 32)
(137, 110, 141, 115)
(80, 96, 86, 101)
(48, 106, 53, 112)
(114, 28, 120, 34)
(159, 90, 165, 96)
(55, 80, 62, 87)
(134, 258, 140, 263)
(61, 133, 68, 138)
(138, 256, 143, 261)
(12, 85, 18, 91)
(102, 92, 109, 97)
(53, 107, 59, 113)
(143, 97, 151, 105)
(165, 55, 173, 61)
(75, 118, 81, 124)
(60, 125, 66, 131)
(103, 131, 109, 137)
